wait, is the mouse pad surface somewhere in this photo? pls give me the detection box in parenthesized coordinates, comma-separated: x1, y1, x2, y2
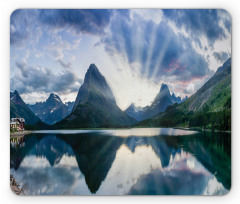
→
(10, 9, 231, 195)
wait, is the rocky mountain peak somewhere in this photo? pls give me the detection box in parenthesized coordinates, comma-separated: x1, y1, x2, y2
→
(13, 90, 20, 96)
(84, 64, 105, 85)
(73, 64, 116, 111)
(47, 93, 62, 104)
(128, 103, 135, 109)
(10, 90, 23, 104)
(28, 93, 72, 125)
(160, 83, 171, 94)
(88, 63, 99, 72)
(154, 83, 171, 102)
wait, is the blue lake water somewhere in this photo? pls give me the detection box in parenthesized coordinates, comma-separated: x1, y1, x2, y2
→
(10, 128, 231, 195)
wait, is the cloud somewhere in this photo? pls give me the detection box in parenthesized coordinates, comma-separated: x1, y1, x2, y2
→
(213, 51, 229, 63)
(11, 62, 81, 95)
(47, 37, 70, 60)
(15, 61, 28, 77)
(10, 10, 29, 46)
(10, 9, 40, 47)
(130, 9, 163, 24)
(102, 12, 212, 84)
(13, 165, 80, 195)
(38, 9, 113, 35)
(45, 36, 75, 69)
(10, 30, 28, 46)
(162, 9, 231, 45)
(10, 9, 231, 102)
(10, 9, 114, 47)
(57, 59, 72, 69)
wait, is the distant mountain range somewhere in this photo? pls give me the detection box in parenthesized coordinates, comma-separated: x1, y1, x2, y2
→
(54, 64, 136, 128)
(136, 58, 231, 131)
(28, 93, 74, 125)
(125, 84, 187, 121)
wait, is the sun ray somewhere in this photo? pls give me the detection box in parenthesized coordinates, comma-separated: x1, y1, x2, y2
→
(142, 24, 158, 80)
(149, 33, 171, 82)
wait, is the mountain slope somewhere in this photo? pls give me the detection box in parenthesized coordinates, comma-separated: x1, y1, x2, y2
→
(54, 64, 136, 128)
(10, 90, 42, 125)
(28, 93, 72, 125)
(180, 58, 231, 112)
(141, 83, 173, 120)
(136, 58, 231, 131)
(65, 101, 74, 114)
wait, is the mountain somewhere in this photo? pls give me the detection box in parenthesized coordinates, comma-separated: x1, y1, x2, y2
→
(54, 64, 136, 128)
(136, 58, 231, 131)
(171, 93, 186, 104)
(65, 101, 74, 113)
(125, 84, 187, 121)
(141, 83, 173, 120)
(28, 93, 73, 125)
(124, 103, 148, 121)
(10, 90, 42, 125)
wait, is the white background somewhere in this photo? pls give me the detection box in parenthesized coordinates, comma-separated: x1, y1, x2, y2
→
(0, 0, 239, 203)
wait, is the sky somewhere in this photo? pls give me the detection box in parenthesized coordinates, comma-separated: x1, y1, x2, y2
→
(10, 9, 231, 110)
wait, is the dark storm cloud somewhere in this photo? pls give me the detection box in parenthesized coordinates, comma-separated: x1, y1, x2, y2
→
(38, 9, 113, 35)
(10, 9, 32, 46)
(213, 51, 229, 63)
(162, 9, 231, 45)
(102, 13, 212, 82)
(11, 62, 81, 94)
(10, 9, 114, 46)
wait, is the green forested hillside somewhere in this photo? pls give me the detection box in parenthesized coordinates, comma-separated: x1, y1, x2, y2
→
(135, 58, 231, 131)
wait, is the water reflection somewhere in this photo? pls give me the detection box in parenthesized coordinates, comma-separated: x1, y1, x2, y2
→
(10, 128, 231, 195)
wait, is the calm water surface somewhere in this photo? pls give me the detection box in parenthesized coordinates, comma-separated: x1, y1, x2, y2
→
(10, 128, 231, 195)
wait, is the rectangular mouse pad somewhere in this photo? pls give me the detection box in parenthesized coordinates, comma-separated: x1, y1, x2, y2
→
(10, 9, 231, 195)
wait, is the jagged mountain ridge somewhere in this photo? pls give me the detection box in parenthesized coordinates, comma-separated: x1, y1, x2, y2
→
(125, 84, 187, 121)
(28, 93, 74, 125)
(54, 64, 136, 128)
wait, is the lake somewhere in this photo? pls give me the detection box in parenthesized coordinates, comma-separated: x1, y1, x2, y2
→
(10, 128, 231, 195)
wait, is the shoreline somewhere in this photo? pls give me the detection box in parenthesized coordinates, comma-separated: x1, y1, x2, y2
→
(27, 127, 231, 134)
(10, 174, 24, 195)
(10, 130, 32, 138)
(174, 126, 231, 133)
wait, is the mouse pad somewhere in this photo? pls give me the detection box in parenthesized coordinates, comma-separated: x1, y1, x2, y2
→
(10, 9, 231, 195)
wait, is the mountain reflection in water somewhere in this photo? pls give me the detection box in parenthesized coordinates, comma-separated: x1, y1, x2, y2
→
(10, 128, 231, 195)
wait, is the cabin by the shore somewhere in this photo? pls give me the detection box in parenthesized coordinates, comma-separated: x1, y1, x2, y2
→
(10, 118, 25, 131)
